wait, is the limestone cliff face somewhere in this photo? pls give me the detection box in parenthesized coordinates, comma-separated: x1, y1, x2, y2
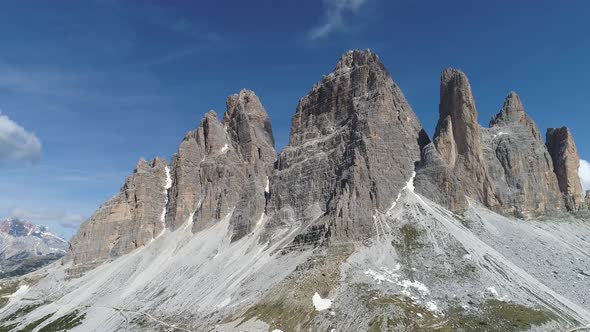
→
(270, 50, 427, 242)
(414, 143, 468, 211)
(69, 90, 275, 268)
(546, 127, 585, 211)
(165, 90, 275, 239)
(482, 92, 564, 217)
(68, 157, 170, 269)
(432, 69, 570, 217)
(433, 69, 498, 209)
(67, 52, 586, 270)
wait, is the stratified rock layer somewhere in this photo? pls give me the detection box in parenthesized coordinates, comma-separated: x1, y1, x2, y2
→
(66, 52, 587, 272)
(68, 157, 170, 268)
(165, 89, 275, 239)
(433, 69, 498, 209)
(415, 143, 468, 211)
(433, 70, 568, 217)
(270, 50, 427, 242)
(482, 92, 564, 217)
(546, 127, 585, 210)
(69, 90, 275, 268)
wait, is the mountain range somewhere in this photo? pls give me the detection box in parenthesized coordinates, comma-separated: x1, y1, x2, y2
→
(0, 50, 589, 332)
(0, 219, 67, 279)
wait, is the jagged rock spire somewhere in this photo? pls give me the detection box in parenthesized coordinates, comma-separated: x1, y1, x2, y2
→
(546, 127, 585, 211)
(484, 92, 564, 217)
(69, 89, 276, 269)
(434, 68, 497, 208)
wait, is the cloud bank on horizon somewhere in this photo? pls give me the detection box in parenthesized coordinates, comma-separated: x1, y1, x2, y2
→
(308, 0, 368, 40)
(0, 112, 41, 164)
(579, 159, 590, 193)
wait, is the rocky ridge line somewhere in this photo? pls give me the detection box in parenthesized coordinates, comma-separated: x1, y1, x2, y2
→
(67, 51, 586, 269)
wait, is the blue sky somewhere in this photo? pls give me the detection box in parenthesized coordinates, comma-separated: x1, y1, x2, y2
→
(1, 0, 589, 239)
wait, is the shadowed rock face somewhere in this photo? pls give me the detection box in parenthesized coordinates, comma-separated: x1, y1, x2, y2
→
(270, 50, 427, 242)
(165, 90, 275, 239)
(69, 90, 276, 268)
(433, 71, 570, 217)
(546, 127, 585, 211)
(414, 143, 468, 211)
(433, 69, 498, 209)
(68, 157, 169, 269)
(483, 92, 564, 217)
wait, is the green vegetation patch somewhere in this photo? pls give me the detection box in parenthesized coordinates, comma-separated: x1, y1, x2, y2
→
(238, 244, 353, 331)
(439, 299, 558, 332)
(21, 313, 55, 332)
(3, 303, 43, 322)
(241, 300, 317, 332)
(362, 291, 557, 332)
(0, 281, 20, 310)
(0, 322, 19, 332)
(38, 310, 86, 332)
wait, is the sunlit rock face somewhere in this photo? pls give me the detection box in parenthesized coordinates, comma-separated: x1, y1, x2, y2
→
(546, 127, 585, 211)
(269, 50, 427, 243)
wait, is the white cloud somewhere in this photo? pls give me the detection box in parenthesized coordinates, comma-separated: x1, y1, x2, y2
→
(579, 159, 590, 193)
(309, 0, 369, 40)
(0, 112, 41, 163)
(10, 207, 84, 230)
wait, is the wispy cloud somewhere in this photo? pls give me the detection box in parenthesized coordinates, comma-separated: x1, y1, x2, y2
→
(309, 0, 369, 40)
(0, 112, 41, 163)
(10, 207, 85, 230)
(579, 159, 590, 192)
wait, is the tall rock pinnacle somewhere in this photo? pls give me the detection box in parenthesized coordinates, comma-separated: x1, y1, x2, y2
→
(270, 50, 427, 242)
(484, 92, 564, 217)
(546, 127, 585, 211)
(433, 68, 497, 208)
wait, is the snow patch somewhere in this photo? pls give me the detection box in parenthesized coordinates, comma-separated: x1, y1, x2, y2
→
(387, 171, 416, 214)
(157, 166, 172, 239)
(425, 301, 441, 314)
(216, 297, 231, 308)
(221, 144, 229, 153)
(399, 279, 430, 296)
(312, 292, 332, 311)
(256, 213, 265, 227)
(486, 286, 499, 297)
(4, 285, 29, 298)
(264, 176, 270, 194)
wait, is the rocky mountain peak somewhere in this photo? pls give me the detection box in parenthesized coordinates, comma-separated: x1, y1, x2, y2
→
(334, 49, 381, 71)
(223, 89, 275, 174)
(271, 50, 425, 242)
(490, 92, 526, 126)
(434, 68, 494, 207)
(546, 127, 585, 210)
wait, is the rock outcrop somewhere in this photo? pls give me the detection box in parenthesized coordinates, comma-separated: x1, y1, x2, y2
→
(482, 92, 564, 217)
(69, 90, 275, 268)
(270, 50, 427, 242)
(68, 157, 170, 268)
(433, 70, 570, 217)
(433, 69, 498, 209)
(67, 51, 587, 271)
(414, 143, 468, 211)
(165, 90, 275, 240)
(546, 127, 585, 210)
